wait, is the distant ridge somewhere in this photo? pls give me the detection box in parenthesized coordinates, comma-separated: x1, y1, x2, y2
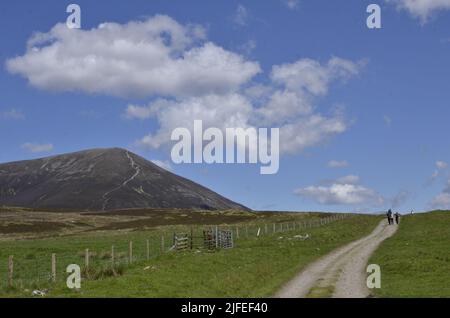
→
(0, 148, 249, 211)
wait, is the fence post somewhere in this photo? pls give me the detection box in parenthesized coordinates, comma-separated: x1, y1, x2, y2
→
(8, 255, 13, 288)
(257, 227, 261, 237)
(161, 236, 165, 253)
(265, 224, 268, 235)
(190, 227, 194, 250)
(129, 241, 133, 264)
(146, 240, 150, 260)
(273, 223, 276, 233)
(85, 249, 89, 268)
(215, 226, 219, 249)
(111, 245, 115, 268)
(51, 253, 56, 283)
(236, 226, 239, 239)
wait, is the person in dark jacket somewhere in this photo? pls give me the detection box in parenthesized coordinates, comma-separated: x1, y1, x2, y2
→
(387, 209, 393, 225)
(394, 212, 400, 225)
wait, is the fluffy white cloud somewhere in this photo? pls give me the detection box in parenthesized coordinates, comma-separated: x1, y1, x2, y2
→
(279, 114, 347, 154)
(328, 160, 349, 168)
(294, 175, 384, 206)
(271, 57, 362, 96)
(6, 15, 261, 98)
(0, 108, 25, 120)
(386, 0, 450, 22)
(135, 93, 254, 149)
(7, 14, 364, 157)
(130, 55, 361, 155)
(21, 143, 54, 153)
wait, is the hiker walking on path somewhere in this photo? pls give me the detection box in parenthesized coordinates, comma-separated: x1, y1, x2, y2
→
(387, 209, 393, 225)
(394, 212, 400, 225)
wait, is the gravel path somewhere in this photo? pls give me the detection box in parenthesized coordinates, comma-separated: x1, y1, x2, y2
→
(274, 219, 398, 298)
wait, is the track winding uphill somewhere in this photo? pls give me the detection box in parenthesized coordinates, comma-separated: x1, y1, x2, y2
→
(274, 220, 398, 298)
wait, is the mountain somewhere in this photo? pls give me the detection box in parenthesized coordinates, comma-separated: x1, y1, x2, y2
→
(0, 148, 249, 211)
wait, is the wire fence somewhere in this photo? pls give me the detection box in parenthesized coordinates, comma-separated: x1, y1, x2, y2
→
(0, 214, 350, 290)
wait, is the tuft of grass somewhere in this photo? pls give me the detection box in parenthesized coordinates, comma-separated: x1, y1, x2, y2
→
(82, 264, 125, 281)
(370, 211, 450, 297)
(307, 285, 335, 298)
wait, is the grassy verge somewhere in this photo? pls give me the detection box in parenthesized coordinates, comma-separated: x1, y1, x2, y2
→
(370, 211, 450, 297)
(1, 214, 379, 298)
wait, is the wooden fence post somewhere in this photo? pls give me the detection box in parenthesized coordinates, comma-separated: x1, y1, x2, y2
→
(236, 227, 239, 239)
(215, 226, 219, 248)
(161, 235, 165, 253)
(51, 253, 56, 283)
(273, 223, 276, 233)
(190, 228, 194, 250)
(129, 241, 133, 264)
(265, 224, 268, 235)
(111, 245, 115, 268)
(146, 240, 150, 260)
(85, 249, 89, 268)
(8, 255, 13, 287)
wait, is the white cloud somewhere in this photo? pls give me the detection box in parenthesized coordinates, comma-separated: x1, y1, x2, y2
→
(294, 175, 384, 206)
(328, 160, 349, 168)
(151, 159, 173, 171)
(0, 108, 25, 120)
(6, 15, 260, 98)
(430, 193, 450, 209)
(271, 57, 362, 96)
(125, 104, 154, 120)
(279, 114, 347, 154)
(7, 15, 364, 158)
(233, 5, 249, 26)
(238, 39, 257, 56)
(386, 0, 450, 22)
(430, 180, 450, 209)
(131, 56, 362, 155)
(284, 0, 300, 10)
(21, 143, 54, 153)
(135, 93, 254, 149)
(430, 160, 448, 181)
(336, 175, 360, 185)
(436, 160, 448, 169)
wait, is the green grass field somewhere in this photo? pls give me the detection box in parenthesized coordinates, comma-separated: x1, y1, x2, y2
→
(370, 211, 450, 297)
(0, 214, 379, 298)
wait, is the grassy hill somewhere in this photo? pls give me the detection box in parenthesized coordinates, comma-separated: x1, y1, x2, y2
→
(370, 211, 450, 297)
(0, 214, 379, 298)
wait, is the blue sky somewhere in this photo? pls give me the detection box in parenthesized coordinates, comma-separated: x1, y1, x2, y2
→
(1, 0, 450, 212)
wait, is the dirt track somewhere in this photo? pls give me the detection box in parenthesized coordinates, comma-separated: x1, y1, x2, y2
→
(274, 219, 398, 298)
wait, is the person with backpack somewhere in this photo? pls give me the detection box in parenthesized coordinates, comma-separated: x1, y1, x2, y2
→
(387, 209, 393, 225)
